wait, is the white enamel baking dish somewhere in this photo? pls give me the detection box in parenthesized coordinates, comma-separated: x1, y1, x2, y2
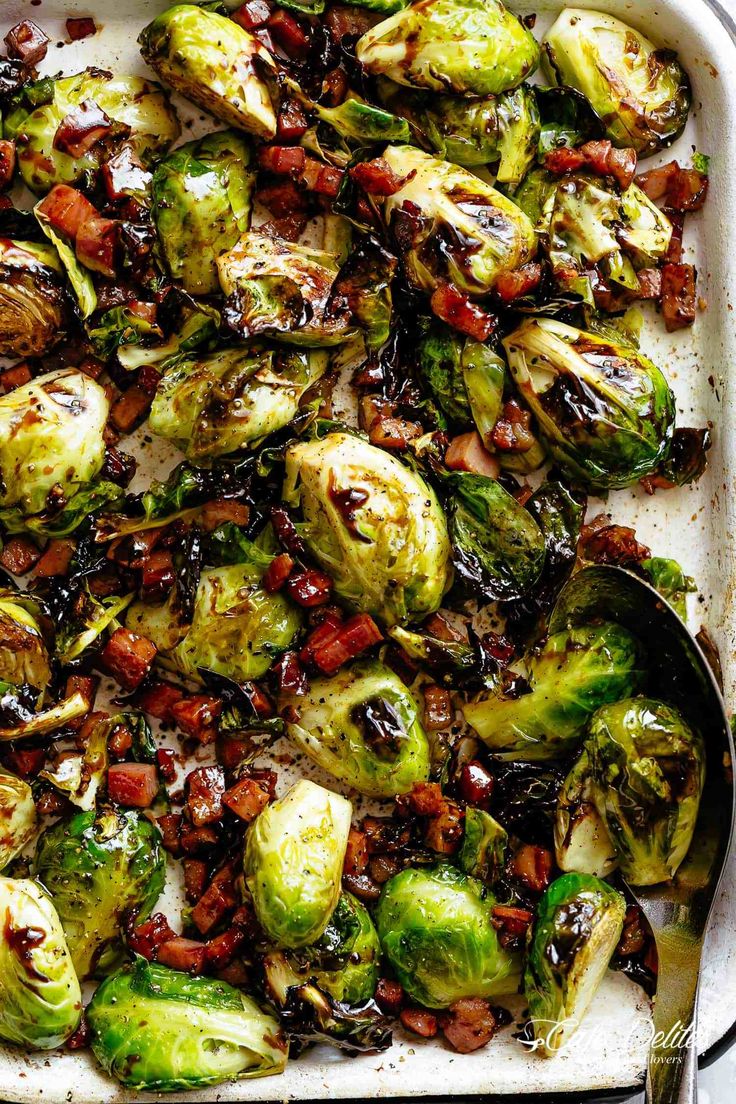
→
(2, 0, 736, 1099)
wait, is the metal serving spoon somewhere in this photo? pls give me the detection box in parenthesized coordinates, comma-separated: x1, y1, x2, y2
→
(550, 564, 736, 1104)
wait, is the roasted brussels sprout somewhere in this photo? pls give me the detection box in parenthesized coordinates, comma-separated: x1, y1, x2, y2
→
(283, 660, 431, 797)
(463, 623, 646, 759)
(244, 779, 352, 948)
(326, 237, 396, 353)
(586, 697, 705, 885)
(524, 872, 626, 1055)
(5, 70, 180, 194)
(127, 560, 302, 681)
(639, 557, 696, 621)
(0, 771, 37, 870)
(0, 369, 109, 525)
(380, 81, 539, 181)
(554, 750, 617, 877)
(375, 864, 518, 1008)
(0, 240, 67, 358)
(543, 9, 691, 157)
(0, 877, 81, 1049)
(33, 809, 165, 979)
(316, 97, 411, 144)
(285, 892, 381, 1005)
(283, 431, 452, 625)
(149, 345, 328, 459)
(217, 232, 357, 346)
(87, 957, 287, 1090)
(152, 131, 254, 295)
(502, 318, 675, 490)
(0, 590, 51, 692)
(381, 146, 537, 297)
(139, 5, 278, 139)
(356, 0, 540, 97)
(39, 711, 109, 812)
(416, 318, 505, 437)
(458, 807, 507, 884)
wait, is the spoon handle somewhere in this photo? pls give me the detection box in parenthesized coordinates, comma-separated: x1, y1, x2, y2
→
(644, 927, 701, 1104)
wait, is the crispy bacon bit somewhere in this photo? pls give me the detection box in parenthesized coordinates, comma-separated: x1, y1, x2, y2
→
(64, 676, 97, 732)
(187, 765, 225, 827)
(156, 747, 177, 784)
(272, 650, 308, 696)
(445, 431, 500, 478)
(108, 762, 159, 808)
(110, 385, 153, 434)
(321, 67, 349, 107)
(326, 4, 377, 42)
(425, 800, 464, 854)
(581, 523, 651, 565)
(127, 913, 177, 959)
(299, 608, 344, 664)
(491, 904, 534, 938)
(491, 399, 536, 452)
(399, 781, 444, 818)
(101, 627, 157, 690)
(259, 213, 308, 242)
(618, 905, 647, 956)
(199, 498, 250, 532)
(661, 262, 697, 331)
(0, 536, 40, 576)
(342, 871, 381, 902)
(375, 978, 404, 1016)
(459, 760, 495, 807)
(137, 681, 184, 723)
(423, 685, 453, 731)
(493, 262, 542, 304)
(156, 813, 182, 855)
(666, 211, 684, 264)
(439, 998, 500, 1053)
(545, 140, 637, 190)
(3, 746, 47, 780)
(66, 17, 97, 41)
(171, 696, 223, 745)
(400, 1008, 438, 1038)
(635, 267, 662, 300)
(430, 283, 496, 342)
(350, 157, 407, 197)
(635, 160, 678, 202)
(507, 843, 553, 894)
(232, 0, 272, 29)
(54, 101, 113, 159)
(180, 822, 219, 855)
(666, 167, 708, 212)
(75, 216, 119, 277)
(102, 145, 152, 202)
(270, 505, 306, 554)
(204, 926, 248, 971)
(301, 158, 344, 197)
(101, 445, 137, 487)
(543, 146, 587, 175)
(369, 416, 423, 450)
(258, 145, 306, 176)
(0, 141, 16, 193)
(267, 8, 311, 57)
(223, 777, 271, 821)
(4, 20, 48, 64)
(344, 828, 369, 876)
(157, 937, 207, 974)
(311, 613, 383, 674)
(262, 552, 295, 593)
(0, 362, 31, 393)
(277, 100, 308, 142)
(140, 549, 176, 602)
(191, 874, 237, 935)
(107, 722, 133, 760)
(36, 184, 98, 240)
(257, 179, 308, 219)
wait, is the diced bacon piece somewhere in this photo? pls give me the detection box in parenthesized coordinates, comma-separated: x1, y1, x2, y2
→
(156, 747, 177, 784)
(100, 627, 157, 690)
(127, 300, 158, 325)
(507, 843, 553, 893)
(0, 141, 16, 192)
(256, 179, 307, 218)
(179, 822, 219, 854)
(184, 859, 209, 903)
(108, 762, 159, 808)
(270, 505, 305, 554)
(635, 160, 678, 202)
(258, 145, 306, 176)
(490, 905, 534, 945)
(110, 385, 153, 433)
(4, 20, 48, 64)
(75, 216, 119, 277)
(3, 746, 47, 779)
(127, 913, 177, 959)
(301, 158, 344, 197)
(222, 777, 270, 821)
(54, 101, 113, 159)
(459, 760, 495, 806)
(661, 263, 697, 331)
(102, 145, 152, 202)
(267, 9, 311, 57)
(216, 736, 251, 772)
(63, 675, 97, 733)
(344, 828, 369, 876)
(191, 876, 237, 935)
(445, 431, 500, 478)
(186, 765, 226, 826)
(32, 538, 74, 578)
(204, 926, 248, 970)
(579, 139, 636, 189)
(666, 211, 685, 264)
(107, 722, 133, 760)
(156, 813, 182, 854)
(233, 0, 272, 29)
(430, 283, 496, 341)
(425, 799, 464, 854)
(350, 157, 407, 197)
(262, 552, 295, 593)
(0, 536, 40, 576)
(635, 267, 662, 300)
(325, 4, 377, 42)
(369, 416, 423, 450)
(157, 937, 207, 974)
(272, 651, 308, 695)
(342, 871, 381, 901)
(286, 569, 332, 607)
(423, 685, 453, 731)
(666, 167, 708, 212)
(140, 549, 175, 602)
(36, 185, 98, 240)
(491, 399, 536, 453)
(543, 146, 587, 174)
(580, 523, 651, 565)
(66, 17, 97, 41)
(277, 100, 308, 142)
(320, 67, 349, 107)
(199, 498, 250, 532)
(399, 780, 444, 817)
(171, 696, 222, 745)
(439, 998, 499, 1054)
(298, 609, 344, 665)
(0, 362, 31, 393)
(137, 680, 184, 722)
(375, 978, 404, 1016)
(493, 262, 542, 304)
(400, 1008, 437, 1038)
(312, 613, 382, 674)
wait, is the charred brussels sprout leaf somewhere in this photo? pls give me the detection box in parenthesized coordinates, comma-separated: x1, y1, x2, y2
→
(326, 237, 397, 352)
(87, 957, 287, 1090)
(149, 345, 329, 458)
(388, 625, 500, 691)
(316, 98, 410, 144)
(218, 232, 358, 346)
(283, 660, 431, 797)
(0, 877, 81, 1048)
(0, 369, 109, 526)
(503, 318, 675, 490)
(463, 622, 646, 759)
(283, 431, 452, 625)
(5, 70, 180, 195)
(638, 557, 696, 621)
(535, 85, 606, 157)
(554, 750, 618, 877)
(0, 240, 67, 358)
(524, 872, 626, 1055)
(244, 779, 351, 948)
(514, 481, 585, 620)
(375, 864, 518, 1008)
(0, 591, 51, 692)
(543, 9, 691, 157)
(356, 0, 540, 97)
(116, 302, 221, 371)
(586, 697, 705, 885)
(447, 472, 546, 603)
(33, 808, 165, 980)
(285, 892, 381, 1005)
(416, 319, 505, 436)
(152, 130, 254, 295)
(381, 146, 537, 297)
(139, 5, 278, 139)
(0, 770, 37, 869)
(458, 807, 508, 883)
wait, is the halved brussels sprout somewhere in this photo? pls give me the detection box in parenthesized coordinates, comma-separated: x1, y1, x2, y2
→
(543, 9, 691, 157)
(87, 957, 287, 1090)
(149, 345, 329, 458)
(217, 232, 358, 346)
(463, 622, 646, 760)
(586, 697, 705, 885)
(283, 431, 452, 625)
(316, 97, 411, 144)
(375, 864, 518, 1008)
(283, 660, 431, 797)
(0, 877, 81, 1049)
(524, 872, 626, 1055)
(0, 591, 51, 691)
(39, 713, 109, 813)
(127, 560, 302, 681)
(380, 81, 539, 181)
(139, 5, 278, 139)
(287, 892, 381, 1005)
(152, 130, 254, 295)
(502, 318, 676, 490)
(0, 369, 109, 523)
(33, 809, 165, 979)
(244, 779, 352, 948)
(0, 240, 67, 358)
(416, 318, 505, 436)
(381, 146, 537, 297)
(356, 0, 540, 97)
(0, 771, 37, 870)
(5, 70, 180, 195)
(457, 807, 507, 884)
(554, 750, 617, 877)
